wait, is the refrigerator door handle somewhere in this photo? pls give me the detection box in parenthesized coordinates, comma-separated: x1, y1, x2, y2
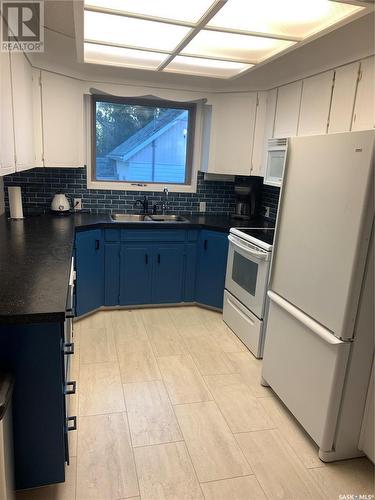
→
(267, 291, 343, 345)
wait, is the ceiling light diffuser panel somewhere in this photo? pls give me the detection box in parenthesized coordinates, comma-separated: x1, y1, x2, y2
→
(163, 55, 253, 79)
(84, 10, 191, 52)
(207, 0, 363, 39)
(82, 0, 368, 78)
(84, 43, 168, 70)
(182, 30, 295, 63)
(84, 0, 216, 23)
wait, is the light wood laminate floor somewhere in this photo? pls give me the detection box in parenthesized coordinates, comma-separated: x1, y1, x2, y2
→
(17, 306, 374, 500)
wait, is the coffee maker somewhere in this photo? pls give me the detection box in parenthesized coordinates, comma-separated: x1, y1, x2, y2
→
(233, 177, 262, 220)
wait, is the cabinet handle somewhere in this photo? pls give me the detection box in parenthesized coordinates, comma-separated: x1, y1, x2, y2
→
(63, 342, 75, 355)
(157, 254, 161, 264)
(145, 254, 148, 265)
(67, 416, 77, 432)
(64, 381, 76, 395)
(204, 240, 208, 251)
(95, 239, 100, 250)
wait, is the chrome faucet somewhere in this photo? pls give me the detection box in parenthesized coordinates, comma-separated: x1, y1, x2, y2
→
(161, 187, 169, 214)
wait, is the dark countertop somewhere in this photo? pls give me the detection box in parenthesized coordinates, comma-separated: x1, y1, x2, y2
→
(0, 213, 274, 325)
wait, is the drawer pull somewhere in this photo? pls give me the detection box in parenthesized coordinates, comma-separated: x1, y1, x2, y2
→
(67, 416, 77, 432)
(65, 381, 76, 395)
(63, 342, 75, 355)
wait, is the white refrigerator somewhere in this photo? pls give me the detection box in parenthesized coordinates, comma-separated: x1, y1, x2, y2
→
(262, 130, 374, 462)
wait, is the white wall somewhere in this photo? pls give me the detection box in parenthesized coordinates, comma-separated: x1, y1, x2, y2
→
(0, 178, 5, 215)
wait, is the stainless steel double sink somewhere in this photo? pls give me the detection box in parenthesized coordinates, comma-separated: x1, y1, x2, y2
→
(110, 213, 189, 223)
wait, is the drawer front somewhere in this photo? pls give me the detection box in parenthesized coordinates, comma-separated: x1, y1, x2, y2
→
(105, 229, 120, 241)
(223, 290, 263, 358)
(187, 230, 199, 241)
(121, 229, 186, 242)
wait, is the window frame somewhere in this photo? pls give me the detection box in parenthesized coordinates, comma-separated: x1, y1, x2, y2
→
(89, 94, 197, 192)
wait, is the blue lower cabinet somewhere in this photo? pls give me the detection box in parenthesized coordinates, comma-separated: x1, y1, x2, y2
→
(152, 244, 185, 304)
(0, 323, 66, 489)
(184, 243, 197, 302)
(104, 242, 120, 306)
(196, 230, 229, 309)
(76, 228, 229, 311)
(120, 244, 153, 305)
(75, 229, 104, 316)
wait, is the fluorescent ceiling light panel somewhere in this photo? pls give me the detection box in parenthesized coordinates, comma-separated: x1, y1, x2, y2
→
(84, 10, 191, 51)
(84, 43, 168, 70)
(208, 0, 363, 39)
(182, 30, 295, 63)
(84, 0, 215, 23)
(163, 55, 253, 79)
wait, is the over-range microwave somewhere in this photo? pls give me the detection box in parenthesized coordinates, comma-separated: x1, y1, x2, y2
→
(264, 137, 288, 187)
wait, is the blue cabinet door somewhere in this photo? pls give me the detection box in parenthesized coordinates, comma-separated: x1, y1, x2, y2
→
(152, 244, 185, 304)
(75, 229, 104, 316)
(119, 244, 153, 305)
(196, 230, 229, 309)
(184, 243, 197, 302)
(104, 242, 120, 306)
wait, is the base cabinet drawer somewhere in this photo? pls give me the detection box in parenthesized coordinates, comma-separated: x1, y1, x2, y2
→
(223, 290, 263, 358)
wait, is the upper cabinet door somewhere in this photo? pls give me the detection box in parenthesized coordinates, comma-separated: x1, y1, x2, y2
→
(298, 71, 334, 136)
(251, 91, 267, 177)
(329, 62, 360, 134)
(11, 52, 36, 172)
(206, 93, 257, 175)
(251, 89, 277, 177)
(32, 69, 43, 166)
(274, 81, 302, 138)
(0, 51, 15, 175)
(41, 71, 85, 167)
(352, 57, 375, 131)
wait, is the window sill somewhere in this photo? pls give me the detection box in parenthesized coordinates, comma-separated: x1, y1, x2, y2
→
(87, 177, 198, 193)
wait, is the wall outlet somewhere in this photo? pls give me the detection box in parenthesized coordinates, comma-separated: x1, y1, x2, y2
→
(73, 198, 82, 210)
(264, 206, 270, 218)
(199, 201, 206, 212)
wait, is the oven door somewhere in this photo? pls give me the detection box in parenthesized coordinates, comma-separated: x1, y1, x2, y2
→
(225, 234, 270, 319)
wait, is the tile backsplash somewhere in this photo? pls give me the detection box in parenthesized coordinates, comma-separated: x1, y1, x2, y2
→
(3, 167, 280, 220)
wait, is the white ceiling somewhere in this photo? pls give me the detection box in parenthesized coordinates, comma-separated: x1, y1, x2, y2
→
(40, 0, 374, 91)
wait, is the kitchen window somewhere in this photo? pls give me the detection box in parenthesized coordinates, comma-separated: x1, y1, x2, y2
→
(90, 95, 197, 190)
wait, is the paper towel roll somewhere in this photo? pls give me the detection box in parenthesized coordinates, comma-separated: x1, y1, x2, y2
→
(8, 186, 24, 219)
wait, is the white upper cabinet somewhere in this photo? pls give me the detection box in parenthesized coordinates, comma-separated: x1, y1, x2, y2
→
(298, 71, 334, 136)
(274, 81, 302, 138)
(251, 91, 267, 177)
(203, 92, 257, 175)
(32, 69, 43, 166)
(10, 52, 36, 171)
(0, 51, 15, 176)
(252, 89, 277, 177)
(329, 62, 360, 134)
(41, 71, 85, 167)
(352, 57, 375, 131)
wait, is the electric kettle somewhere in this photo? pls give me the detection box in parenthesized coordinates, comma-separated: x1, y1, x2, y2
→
(51, 193, 70, 214)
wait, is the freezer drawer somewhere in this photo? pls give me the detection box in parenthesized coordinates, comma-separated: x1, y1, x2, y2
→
(223, 290, 263, 358)
(262, 291, 350, 452)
